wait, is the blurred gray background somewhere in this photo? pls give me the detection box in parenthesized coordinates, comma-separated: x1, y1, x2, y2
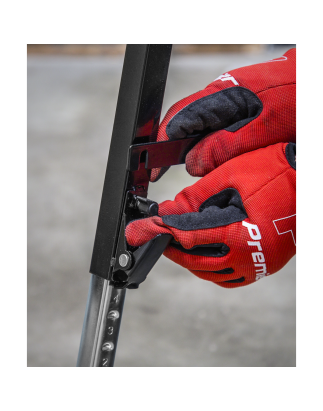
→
(28, 44, 296, 367)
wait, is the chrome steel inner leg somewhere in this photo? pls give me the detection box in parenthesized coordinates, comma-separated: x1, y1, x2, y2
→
(77, 274, 126, 367)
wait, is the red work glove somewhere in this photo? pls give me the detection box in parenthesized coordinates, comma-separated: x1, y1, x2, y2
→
(151, 48, 296, 182)
(126, 143, 296, 288)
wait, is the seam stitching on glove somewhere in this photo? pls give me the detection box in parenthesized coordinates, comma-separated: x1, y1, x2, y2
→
(244, 167, 292, 206)
(256, 81, 296, 95)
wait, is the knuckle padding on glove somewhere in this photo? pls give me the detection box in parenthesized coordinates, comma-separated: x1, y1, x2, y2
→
(165, 87, 263, 140)
(162, 188, 248, 231)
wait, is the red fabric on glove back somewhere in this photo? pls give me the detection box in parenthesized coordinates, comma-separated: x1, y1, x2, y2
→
(126, 143, 296, 288)
(151, 48, 296, 182)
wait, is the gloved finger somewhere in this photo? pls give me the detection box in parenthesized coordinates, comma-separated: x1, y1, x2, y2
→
(164, 245, 232, 272)
(162, 217, 247, 271)
(125, 216, 171, 247)
(191, 269, 257, 288)
(213, 279, 254, 289)
(150, 165, 169, 183)
(190, 269, 244, 284)
(162, 87, 262, 141)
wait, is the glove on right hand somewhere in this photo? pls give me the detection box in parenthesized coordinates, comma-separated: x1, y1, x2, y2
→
(127, 143, 296, 288)
(151, 48, 296, 182)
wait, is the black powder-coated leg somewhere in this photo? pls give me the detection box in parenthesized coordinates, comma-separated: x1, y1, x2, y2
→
(77, 45, 172, 367)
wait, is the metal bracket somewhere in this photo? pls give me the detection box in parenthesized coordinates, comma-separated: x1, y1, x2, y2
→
(113, 233, 172, 289)
(111, 193, 170, 289)
(128, 135, 200, 171)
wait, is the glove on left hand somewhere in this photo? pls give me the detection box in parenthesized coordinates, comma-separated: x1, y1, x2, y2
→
(126, 142, 296, 288)
(150, 48, 296, 182)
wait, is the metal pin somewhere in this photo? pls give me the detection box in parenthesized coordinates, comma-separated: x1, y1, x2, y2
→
(119, 254, 129, 267)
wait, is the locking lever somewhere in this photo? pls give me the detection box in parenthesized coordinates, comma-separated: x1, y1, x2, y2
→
(111, 194, 171, 289)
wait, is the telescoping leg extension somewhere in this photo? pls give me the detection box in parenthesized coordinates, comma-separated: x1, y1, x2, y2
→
(77, 45, 200, 367)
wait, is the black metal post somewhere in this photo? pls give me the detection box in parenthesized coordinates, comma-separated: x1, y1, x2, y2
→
(90, 44, 172, 280)
(77, 45, 172, 367)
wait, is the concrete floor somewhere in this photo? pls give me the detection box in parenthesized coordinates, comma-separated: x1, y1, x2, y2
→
(27, 47, 296, 367)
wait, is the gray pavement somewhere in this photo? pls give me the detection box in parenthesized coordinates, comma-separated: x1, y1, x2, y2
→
(27, 47, 295, 367)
